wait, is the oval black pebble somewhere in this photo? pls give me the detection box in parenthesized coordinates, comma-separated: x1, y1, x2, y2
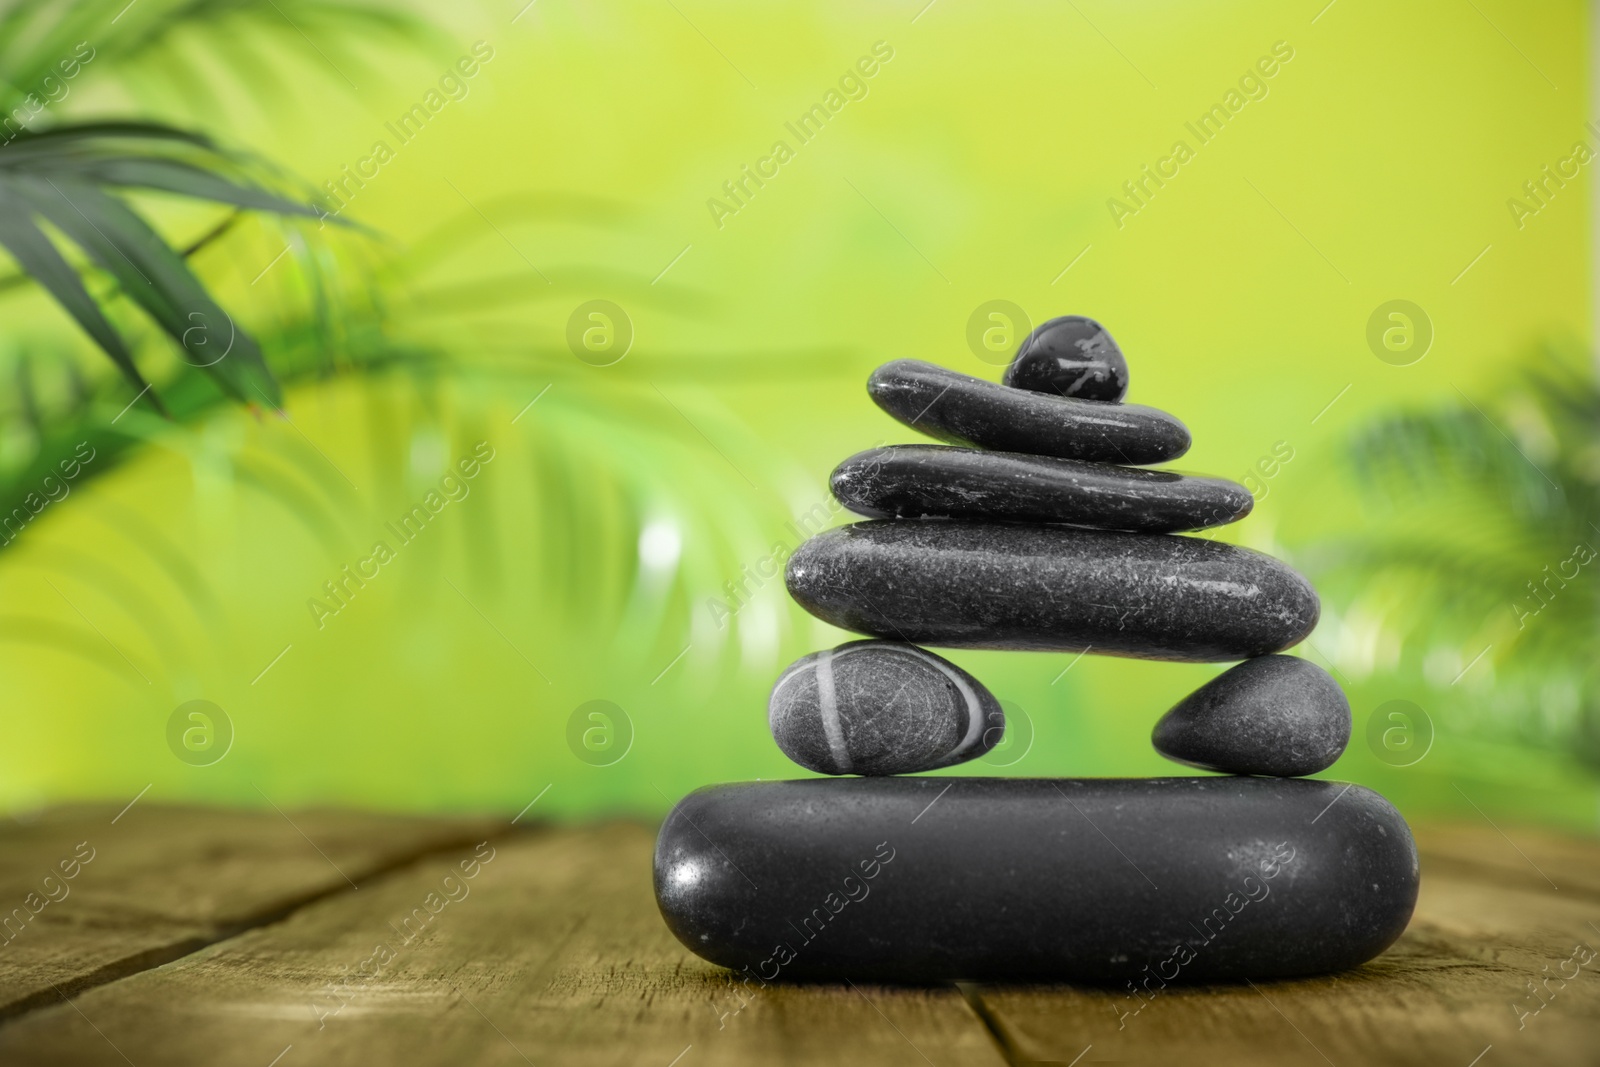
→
(831, 444, 1253, 533)
(785, 520, 1319, 661)
(1005, 315, 1129, 401)
(868, 359, 1189, 465)
(1153, 655, 1351, 777)
(653, 776, 1418, 983)
(769, 641, 1002, 776)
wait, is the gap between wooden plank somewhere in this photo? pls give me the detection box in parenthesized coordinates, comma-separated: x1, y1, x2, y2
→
(0, 824, 526, 1028)
(0, 824, 1012, 1067)
(957, 980, 1026, 1066)
(965, 856, 1600, 1067)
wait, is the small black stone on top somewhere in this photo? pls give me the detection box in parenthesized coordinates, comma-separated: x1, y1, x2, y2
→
(1005, 315, 1129, 402)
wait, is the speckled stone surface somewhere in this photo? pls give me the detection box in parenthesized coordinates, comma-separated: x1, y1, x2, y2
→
(1005, 315, 1129, 401)
(785, 520, 1319, 661)
(868, 359, 1189, 465)
(653, 776, 1418, 983)
(768, 640, 1002, 775)
(830, 444, 1253, 533)
(1153, 655, 1351, 777)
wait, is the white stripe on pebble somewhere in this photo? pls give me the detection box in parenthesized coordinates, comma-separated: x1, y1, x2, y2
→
(875, 644, 987, 763)
(814, 649, 853, 774)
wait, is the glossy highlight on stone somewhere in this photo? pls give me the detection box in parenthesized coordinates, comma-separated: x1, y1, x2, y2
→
(868, 359, 1189, 465)
(653, 776, 1419, 983)
(769, 640, 1002, 776)
(785, 520, 1319, 661)
(1005, 315, 1129, 401)
(830, 444, 1253, 533)
(1153, 655, 1351, 777)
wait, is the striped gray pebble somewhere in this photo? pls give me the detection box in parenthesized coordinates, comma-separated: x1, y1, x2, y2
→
(768, 640, 1003, 776)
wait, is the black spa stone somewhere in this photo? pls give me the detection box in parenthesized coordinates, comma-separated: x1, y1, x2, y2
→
(1005, 315, 1129, 401)
(769, 640, 1002, 776)
(830, 444, 1253, 533)
(653, 776, 1418, 983)
(868, 359, 1188, 465)
(785, 520, 1319, 661)
(1153, 655, 1351, 777)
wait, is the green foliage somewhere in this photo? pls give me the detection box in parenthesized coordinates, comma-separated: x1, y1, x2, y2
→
(0, 0, 430, 118)
(0, 124, 336, 407)
(1324, 353, 1600, 757)
(0, 235, 436, 533)
(0, 0, 431, 411)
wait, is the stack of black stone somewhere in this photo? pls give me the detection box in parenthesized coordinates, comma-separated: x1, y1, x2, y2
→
(656, 317, 1418, 985)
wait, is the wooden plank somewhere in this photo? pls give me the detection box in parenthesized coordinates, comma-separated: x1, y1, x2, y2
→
(970, 847, 1600, 1066)
(0, 822, 1009, 1066)
(1415, 822, 1600, 900)
(0, 803, 502, 1021)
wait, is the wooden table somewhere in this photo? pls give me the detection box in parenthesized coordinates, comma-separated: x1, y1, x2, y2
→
(0, 803, 1595, 1065)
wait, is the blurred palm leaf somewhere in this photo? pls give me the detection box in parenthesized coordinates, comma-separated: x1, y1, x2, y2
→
(0, 0, 431, 119)
(0, 124, 333, 409)
(0, 349, 835, 705)
(0, 0, 851, 687)
(1322, 353, 1600, 752)
(0, 0, 433, 414)
(0, 230, 430, 528)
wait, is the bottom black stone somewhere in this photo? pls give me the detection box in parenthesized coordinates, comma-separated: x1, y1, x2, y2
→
(653, 777, 1417, 984)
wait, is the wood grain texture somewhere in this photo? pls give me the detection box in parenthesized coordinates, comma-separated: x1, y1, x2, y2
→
(1414, 823, 1600, 900)
(1, 810, 1596, 1066)
(0, 803, 502, 1021)
(0, 821, 1008, 1067)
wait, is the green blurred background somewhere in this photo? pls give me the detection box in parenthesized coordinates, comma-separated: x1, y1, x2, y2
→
(1, 0, 1595, 832)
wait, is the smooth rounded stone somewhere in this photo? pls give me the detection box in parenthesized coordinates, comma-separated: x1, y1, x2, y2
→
(785, 520, 1319, 661)
(831, 444, 1252, 533)
(1005, 315, 1129, 401)
(769, 641, 1002, 776)
(1153, 655, 1351, 777)
(654, 776, 1418, 983)
(868, 359, 1189, 465)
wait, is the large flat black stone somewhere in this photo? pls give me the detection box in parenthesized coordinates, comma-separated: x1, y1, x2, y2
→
(868, 359, 1189, 464)
(831, 444, 1253, 533)
(653, 777, 1418, 983)
(785, 520, 1319, 661)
